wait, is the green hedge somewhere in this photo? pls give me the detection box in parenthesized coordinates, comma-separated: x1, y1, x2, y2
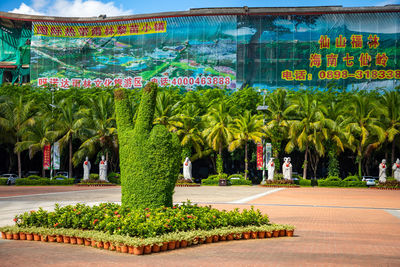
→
(108, 172, 121, 185)
(299, 179, 312, 186)
(0, 178, 8, 185)
(230, 179, 252, 185)
(114, 83, 181, 209)
(16, 178, 74, 186)
(318, 176, 366, 187)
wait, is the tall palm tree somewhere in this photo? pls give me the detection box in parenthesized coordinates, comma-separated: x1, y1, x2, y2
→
(344, 94, 386, 177)
(380, 90, 400, 166)
(15, 117, 54, 177)
(285, 93, 327, 179)
(0, 96, 36, 177)
(202, 101, 234, 156)
(228, 110, 265, 179)
(52, 99, 85, 178)
(73, 93, 117, 168)
(154, 91, 180, 129)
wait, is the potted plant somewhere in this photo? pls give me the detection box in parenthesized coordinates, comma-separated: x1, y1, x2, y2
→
(285, 225, 295, 237)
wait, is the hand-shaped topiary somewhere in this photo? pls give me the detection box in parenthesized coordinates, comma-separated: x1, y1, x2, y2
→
(114, 83, 181, 209)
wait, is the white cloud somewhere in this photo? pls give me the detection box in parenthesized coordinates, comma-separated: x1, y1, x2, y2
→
(376, 0, 400, 6)
(10, 3, 44, 15)
(9, 0, 132, 17)
(224, 27, 256, 37)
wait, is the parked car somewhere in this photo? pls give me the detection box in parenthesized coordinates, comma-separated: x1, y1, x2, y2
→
(2, 174, 19, 185)
(362, 176, 377, 187)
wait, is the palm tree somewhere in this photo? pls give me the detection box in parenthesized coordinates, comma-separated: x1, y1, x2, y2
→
(52, 99, 85, 178)
(154, 91, 180, 129)
(380, 90, 400, 166)
(202, 101, 234, 156)
(285, 93, 327, 179)
(15, 116, 54, 177)
(344, 94, 386, 177)
(0, 96, 36, 177)
(73, 93, 117, 169)
(228, 110, 265, 179)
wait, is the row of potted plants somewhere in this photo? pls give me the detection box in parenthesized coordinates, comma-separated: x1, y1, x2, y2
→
(0, 224, 295, 255)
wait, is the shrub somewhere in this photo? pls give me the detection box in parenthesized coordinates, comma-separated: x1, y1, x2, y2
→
(343, 176, 360, 182)
(15, 178, 74, 186)
(274, 173, 284, 180)
(299, 179, 312, 186)
(27, 175, 42, 180)
(114, 84, 181, 209)
(229, 179, 252, 185)
(108, 172, 121, 184)
(228, 174, 244, 180)
(89, 174, 99, 180)
(0, 178, 8, 185)
(318, 176, 366, 187)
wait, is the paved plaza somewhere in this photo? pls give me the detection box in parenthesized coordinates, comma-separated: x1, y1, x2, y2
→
(0, 186, 399, 266)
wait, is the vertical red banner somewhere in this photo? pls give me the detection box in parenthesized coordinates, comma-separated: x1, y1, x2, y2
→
(43, 144, 51, 170)
(257, 143, 263, 170)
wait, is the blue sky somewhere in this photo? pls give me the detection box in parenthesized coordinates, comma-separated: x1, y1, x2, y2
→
(0, 0, 399, 17)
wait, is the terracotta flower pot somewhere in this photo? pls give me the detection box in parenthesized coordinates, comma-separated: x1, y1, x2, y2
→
(152, 244, 161, 253)
(251, 232, 258, 239)
(19, 232, 27, 240)
(6, 233, 13, 240)
(91, 240, 96, 247)
(212, 235, 219, 242)
(234, 233, 242, 240)
(272, 230, 280, 237)
(168, 241, 176, 250)
(242, 232, 250, 240)
(206, 236, 212, 243)
(279, 230, 286, 237)
(34, 234, 41, 241)
(26, 233, 34, 241)
(13, 233, 20, 240)
(40, 235, 47, 242)
(120, 245, 128, 253)
(116, 245, 121, 252)
(266, 232, 272, 238)
(76, 237, 84, 245)
(70, 237, 77, 244)
(199, 238, 204, 244)
(109, 244, 116, 251)
(134, 246, 144, 255)
(175, 240, 180, 249)
(128, 246, 134, 254)
(227, 234, 234, 241)
(63, 236, 70, 243)
(180, 240, 188, 248)
(144, 245, 152, 254)
(103, 242, 110, 249)
(84, 238, 91, 246)
(1, 232, 6, 239)
(258, 231, 266, 238)
(161, 242, 168, 251)
(286, 230, 294, 237)
(56, 235, 63, 243)
(48, 235, 55, 242)
(96, 241, 103, 248)
(219, 235, 226, 241)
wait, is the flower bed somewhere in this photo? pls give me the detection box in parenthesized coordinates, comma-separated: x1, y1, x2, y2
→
(259, 185, 300, 188)
(373, 180, 400, 189)
(175, 184, 201, 187)
(0, 224, 295, 255)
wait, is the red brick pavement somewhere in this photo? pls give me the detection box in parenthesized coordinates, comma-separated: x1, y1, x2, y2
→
(0, 185, 119, 197)
(1, 188, 399, 266)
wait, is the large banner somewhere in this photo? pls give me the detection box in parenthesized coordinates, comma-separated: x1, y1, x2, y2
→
(31, 12, 400, 91)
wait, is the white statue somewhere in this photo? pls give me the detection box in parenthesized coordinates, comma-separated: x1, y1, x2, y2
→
(282, 157, 292, 180)
(379, 159, 387, 183)
(183, 157, 193, 182)
(99, 155, 108, 182)
(83, 156, 91, 181)
(392, 158, 400, 181)
(267, 158, 275, 181)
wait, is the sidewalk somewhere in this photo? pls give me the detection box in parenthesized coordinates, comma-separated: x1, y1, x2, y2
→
(1, 187, 399, 266)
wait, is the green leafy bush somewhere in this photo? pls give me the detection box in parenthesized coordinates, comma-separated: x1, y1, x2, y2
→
(318, 176, 366, 187)
(0, 178, 8, 185)
(27, 175, 42, 180)
(108, 172, 121, 184)
(228, 174, 244, 180)
(229, 179, 252, 185)
(15, 178, 74, 186)
(114, 84, 181, 209)
(89, 174, 99, 180)
(299, 179, 312, 186)
(342, 176, 360, 182)
(14, 202, 270, 238)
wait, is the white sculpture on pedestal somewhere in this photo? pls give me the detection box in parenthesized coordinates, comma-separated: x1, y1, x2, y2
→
(268, 158, 275, 181)
(183, 157, 193, 182)
(99, 155, 108, 182)
(282, 157, 292, 180)
(379, 159, 387, 183)
(83, 156, 91, 181)
(392, 158, 400, 181)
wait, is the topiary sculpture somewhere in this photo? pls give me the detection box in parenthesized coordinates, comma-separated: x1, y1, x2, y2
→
(114, 82, 181, 209)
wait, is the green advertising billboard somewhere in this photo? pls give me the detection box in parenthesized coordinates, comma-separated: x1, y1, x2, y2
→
(30, 12, 400, 90)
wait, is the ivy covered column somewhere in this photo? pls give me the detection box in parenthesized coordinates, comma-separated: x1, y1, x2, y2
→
(114, 82, 181, 209)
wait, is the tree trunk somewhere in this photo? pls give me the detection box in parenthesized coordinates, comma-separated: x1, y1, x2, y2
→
(16, 137, 22, 178)
(303, 145, 308, 179)
(244, 141, 248, 180)
(392, 139, 396, 176)
(69, 139, 73, 178)
(42, 150, 45, 178)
